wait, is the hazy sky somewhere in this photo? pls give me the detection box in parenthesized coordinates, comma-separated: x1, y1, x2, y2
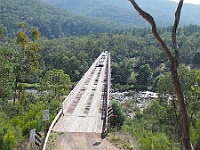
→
(170, 0, 200, 5)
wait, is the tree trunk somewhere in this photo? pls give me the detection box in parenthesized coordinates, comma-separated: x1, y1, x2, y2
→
(195, 136, 200, 150)
(170, 66, 191, 150)
(129, 0, 191, 149)
(13, 76, 18, 105)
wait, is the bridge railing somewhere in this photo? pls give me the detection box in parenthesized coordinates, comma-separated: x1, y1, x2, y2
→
(102, 52, 111, 133)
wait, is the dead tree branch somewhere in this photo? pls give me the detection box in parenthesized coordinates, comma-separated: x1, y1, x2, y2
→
(172, 0, 184, 67)
(129, 0, 191, 149)
(128, 0, 174, 64)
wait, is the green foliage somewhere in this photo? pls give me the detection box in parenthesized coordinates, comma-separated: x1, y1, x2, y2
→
(16, 31, 28, 50)
(0, 47, 14, 99)
(190, 118, 200, 146)
(120, 68, 200, 148)
(156, 73, 173, 94)
(121, 125, 129, 133)
(10, 25, 41, 104)
(38, 25, 200, 88)
(189, 74, 200, 146)
(112, 58, 134, 85)
(0, 0, 125, 39)
(2, 129, 18, 150)
(0, 88, 61, 148)
(108, 133, 134, 150)
(32, 28, 40, 41)
(41, 69, 71, 98)
(28, 42, 39, 71)
(110, 101, 126, 128)
(120, 95, 184, 149)
(156, 67, 200, 129)
(22, 83, 40, 89)
(41, 0, 200, 28)
(193, 51, 200, 63)
(138, 132, 171, 150)
(143, 99, 167, 123)
(15, 27, 40, 71)
(15, 22, 28, 30)
(156, 66, 198, 94)
(127, 118, 180, 150)
(0, 25, 4, 40)
(136, 64, 153, 86)
(0, 112, 8, 147)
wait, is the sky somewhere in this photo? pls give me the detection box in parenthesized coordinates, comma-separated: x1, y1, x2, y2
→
(170, 0, 200, 5)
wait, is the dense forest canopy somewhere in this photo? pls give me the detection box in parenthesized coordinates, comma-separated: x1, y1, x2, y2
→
(20, 25, 198, 87)
(1, 0, 200, 40)
(0, 0, 127, 39)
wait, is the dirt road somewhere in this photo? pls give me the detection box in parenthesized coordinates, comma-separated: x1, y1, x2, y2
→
(47, 132, 120, 150)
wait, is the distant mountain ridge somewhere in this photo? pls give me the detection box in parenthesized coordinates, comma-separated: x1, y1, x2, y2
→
(1, 0, 200, 39)
(0, 0, 128, 39)
(40, 0, 200, 27)
(40, 0, 146, 27)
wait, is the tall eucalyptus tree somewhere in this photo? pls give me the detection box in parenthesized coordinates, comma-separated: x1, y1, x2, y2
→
(13, 23, 40, 104)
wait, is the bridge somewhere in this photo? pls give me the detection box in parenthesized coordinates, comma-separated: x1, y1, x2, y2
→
(42, 52, 112, 150)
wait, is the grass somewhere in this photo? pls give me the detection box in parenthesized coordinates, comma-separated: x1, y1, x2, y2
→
(46, 132, 60, 150)
(107, 132, 138, 150)
(22, 83, 40, 89)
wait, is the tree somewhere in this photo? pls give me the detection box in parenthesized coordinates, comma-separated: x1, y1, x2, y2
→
(129, 0, 191, 149)
(190, 74, 200, 150)
(110, 101, 126, 129)
(0, 47, 14, 101)
(0, 29, 14, 102)
(137, 64, 153, 86)
(193, 51, 200, 63)
(112, 58, 133, 85)
(2, 129, 17, 150)
(13, 26, 40, 104)
(41, 69, 71, 99)
(0, 25, 4, 40)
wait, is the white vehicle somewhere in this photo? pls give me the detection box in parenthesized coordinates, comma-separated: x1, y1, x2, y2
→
(101, 52, 106, 59)
(96, 59, 104, 67)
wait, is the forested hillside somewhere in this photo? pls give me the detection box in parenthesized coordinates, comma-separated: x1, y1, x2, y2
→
(0, 0, 127, 39)
(1, 0, 200, 40)
(41, 0, 200, 27)
(0, 22, 200, 148)
(39, 25, 200, 89)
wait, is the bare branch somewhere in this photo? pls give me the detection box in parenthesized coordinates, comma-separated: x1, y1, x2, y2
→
(129, 0, 191, 149)
(172, 0, 184, 67)
(129, 0, 174, 65)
